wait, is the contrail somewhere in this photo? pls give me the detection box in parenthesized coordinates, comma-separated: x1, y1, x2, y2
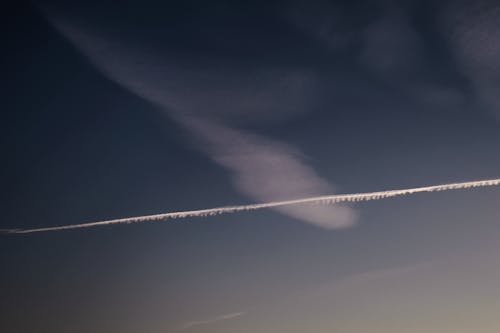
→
(4, 178, 500, 234)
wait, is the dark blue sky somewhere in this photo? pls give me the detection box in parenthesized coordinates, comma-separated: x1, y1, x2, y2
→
(2, 1, 500, 332)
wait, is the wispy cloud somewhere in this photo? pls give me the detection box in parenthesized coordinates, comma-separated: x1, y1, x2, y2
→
(179, 312, 245, 330)
(442, 1, 500, 122)
(178, 115, 357, 229)
(288, 1, 466, 108)
(40, 7, 356, 229)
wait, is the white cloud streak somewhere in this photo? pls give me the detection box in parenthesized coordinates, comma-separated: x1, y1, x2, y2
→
(5, 178, 500, 234)
(179, 312, 245, 330)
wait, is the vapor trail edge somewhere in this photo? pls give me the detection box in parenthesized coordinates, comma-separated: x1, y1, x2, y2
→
(5, 178, 500, 234)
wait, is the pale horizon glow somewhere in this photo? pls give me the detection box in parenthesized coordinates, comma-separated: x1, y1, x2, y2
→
(5, 177, 500, 234)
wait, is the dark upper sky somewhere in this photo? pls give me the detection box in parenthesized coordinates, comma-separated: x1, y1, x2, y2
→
(2, 1, 500, 332)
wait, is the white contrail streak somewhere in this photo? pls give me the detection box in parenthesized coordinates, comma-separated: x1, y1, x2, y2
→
(5, 178, 500, 234)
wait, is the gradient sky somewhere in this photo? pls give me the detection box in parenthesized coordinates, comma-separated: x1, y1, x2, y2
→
(2, 1, 500, 332)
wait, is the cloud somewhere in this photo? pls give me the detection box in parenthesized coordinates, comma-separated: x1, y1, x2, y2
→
(45, 9, 320, 124)
(287, 0, 356, 51)
(441, 0, 500, 121)
(179, 312, 245, 330)
(40, 7, 357, 229)
(359, 9, 425, 76)
(288, 0, 466, 109)
(179, 116, 357, 229)
(312, 261, 435, 298)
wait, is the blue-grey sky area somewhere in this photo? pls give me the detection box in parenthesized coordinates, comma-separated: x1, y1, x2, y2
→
(1, 1, 500, 332)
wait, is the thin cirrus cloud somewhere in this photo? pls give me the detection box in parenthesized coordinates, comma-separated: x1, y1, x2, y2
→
(299, 261, 434, 301)
(288, 0, 466, 108)
(42, 8, 358, 229)
(179, 312, 245, 331)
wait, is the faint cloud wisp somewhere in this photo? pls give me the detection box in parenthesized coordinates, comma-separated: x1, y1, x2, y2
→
(179, 312, 245, 331)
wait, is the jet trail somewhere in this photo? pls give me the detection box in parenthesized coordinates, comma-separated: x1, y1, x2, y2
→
(5, 178, 500, 234)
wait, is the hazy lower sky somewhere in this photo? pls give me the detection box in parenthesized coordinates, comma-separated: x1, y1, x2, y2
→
(2, 1, 500, 332)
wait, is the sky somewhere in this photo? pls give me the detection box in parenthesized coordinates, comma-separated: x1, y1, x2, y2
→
(1, 0, 500, 332)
